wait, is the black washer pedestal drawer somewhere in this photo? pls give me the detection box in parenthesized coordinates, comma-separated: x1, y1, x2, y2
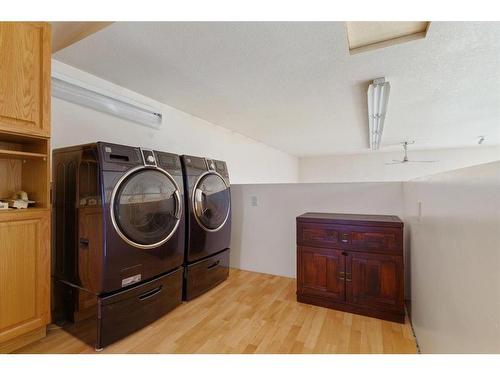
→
(184, 249, 230, 301)
(98, 267, 183, 349)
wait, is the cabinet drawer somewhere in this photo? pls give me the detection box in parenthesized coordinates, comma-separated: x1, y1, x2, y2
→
(297, 223, 350, 248)
(349, 227, 401, 254)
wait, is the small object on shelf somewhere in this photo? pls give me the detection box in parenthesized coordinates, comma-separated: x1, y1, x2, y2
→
(7, 191, 35, 209)
(0, 201, 8, 210)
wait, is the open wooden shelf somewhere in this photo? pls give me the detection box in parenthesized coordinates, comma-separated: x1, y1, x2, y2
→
(0, 207, 50, 214)
(0, 132, 50, 210)
(0, 149, 47, 160)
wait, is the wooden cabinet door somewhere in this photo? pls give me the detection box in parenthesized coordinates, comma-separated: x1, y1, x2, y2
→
(0, 210, 50, 346)
(298, 246, 345, 301)
(0, 22, 51, 137)
(347, 252, 404, 311)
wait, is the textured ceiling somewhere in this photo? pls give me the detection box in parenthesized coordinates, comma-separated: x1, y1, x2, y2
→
(54, 22, 500, 157)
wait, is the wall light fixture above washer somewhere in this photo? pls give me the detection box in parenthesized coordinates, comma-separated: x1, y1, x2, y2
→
(52, 72, 163, 129)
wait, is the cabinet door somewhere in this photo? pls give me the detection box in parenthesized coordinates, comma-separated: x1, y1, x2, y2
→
(0, 22, 51, 137)
(347, 252, 403, 311)
(298, 247, 345, 301)
(0, 210, 50, 345)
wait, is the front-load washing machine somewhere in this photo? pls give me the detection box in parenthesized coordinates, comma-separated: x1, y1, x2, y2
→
(181, 155, 231, 301)
(52, 142, 185, 349)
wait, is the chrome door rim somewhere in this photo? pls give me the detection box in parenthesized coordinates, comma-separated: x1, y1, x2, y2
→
(110, 165, 182, 250)
(192, 170, 230, 233)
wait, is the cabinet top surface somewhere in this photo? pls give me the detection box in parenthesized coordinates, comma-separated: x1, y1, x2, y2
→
(297, 212, 403, 227)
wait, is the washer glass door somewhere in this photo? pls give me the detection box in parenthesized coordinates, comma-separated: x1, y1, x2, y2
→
(193, 173, 230, 231)
(113, 168, 181, 248)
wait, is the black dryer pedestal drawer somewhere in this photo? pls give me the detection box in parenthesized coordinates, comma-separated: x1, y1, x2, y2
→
(184, 249, 230, 301)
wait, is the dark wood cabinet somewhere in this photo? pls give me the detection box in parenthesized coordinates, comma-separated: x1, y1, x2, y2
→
(297, 213, 405, 323)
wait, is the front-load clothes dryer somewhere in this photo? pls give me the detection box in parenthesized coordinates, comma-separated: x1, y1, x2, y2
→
(181, 155, 231, 300)
(52, 142, 185, 349)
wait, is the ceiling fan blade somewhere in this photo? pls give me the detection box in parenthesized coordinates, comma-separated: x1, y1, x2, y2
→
(406, 160, 438, 163)
(385, 161, 404, 165)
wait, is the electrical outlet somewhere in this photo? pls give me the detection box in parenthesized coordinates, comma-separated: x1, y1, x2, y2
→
(250, 196, 258, 207)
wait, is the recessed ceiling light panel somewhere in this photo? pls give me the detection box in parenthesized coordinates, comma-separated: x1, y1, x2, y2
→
(347, 21, 430, 55)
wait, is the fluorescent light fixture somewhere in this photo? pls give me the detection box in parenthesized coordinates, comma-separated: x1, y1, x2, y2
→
(367, 77, 390, 150)
(52, 74, 163, 129)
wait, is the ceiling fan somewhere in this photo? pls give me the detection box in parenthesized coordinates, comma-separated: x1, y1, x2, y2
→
(385, 141, 438, 165)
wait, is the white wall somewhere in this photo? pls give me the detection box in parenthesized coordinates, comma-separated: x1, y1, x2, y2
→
(230, 182, 404, 278)
(299, 146, 500, 183)
(52, 60, 298, 184)
(403, 161, 500, 353)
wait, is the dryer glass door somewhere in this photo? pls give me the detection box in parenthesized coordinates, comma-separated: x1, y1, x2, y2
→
(193, 173, 230, 232)
(113, 168, 181, 248)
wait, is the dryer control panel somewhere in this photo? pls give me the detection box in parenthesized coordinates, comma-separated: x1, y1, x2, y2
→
(141, 149, 157, 166)
(155, 151, 182, 176)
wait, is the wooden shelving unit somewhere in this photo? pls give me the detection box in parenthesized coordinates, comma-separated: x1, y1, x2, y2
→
(0, 22, 52, 353)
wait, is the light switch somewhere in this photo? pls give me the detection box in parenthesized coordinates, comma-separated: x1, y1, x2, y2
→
(250, 196, 258, 207)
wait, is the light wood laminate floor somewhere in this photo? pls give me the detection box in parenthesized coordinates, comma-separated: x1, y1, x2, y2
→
(16, 269, 417, 354)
